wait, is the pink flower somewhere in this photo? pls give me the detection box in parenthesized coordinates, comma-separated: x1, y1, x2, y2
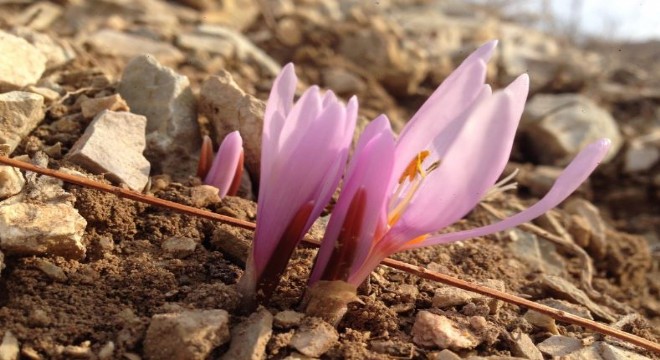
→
(238, 63, 357, 305)
(309, 41, 612, 287)
(202, 131, 244, 198)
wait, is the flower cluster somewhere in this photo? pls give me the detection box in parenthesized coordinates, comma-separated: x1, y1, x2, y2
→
(220, 40, 610, 316)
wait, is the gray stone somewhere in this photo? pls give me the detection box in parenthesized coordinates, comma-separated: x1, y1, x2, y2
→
(598, 342, 651, 360)
(176, 32, 235, 58)
(80, 94, 130, 119)
(0, 331, 19, 360)
(510, 332, 543, 360)
(564, 198, 607, 259)
(221, 307, 273, 360)
(144, 309, 230, 360)
(0, 30, 47, 91)
(290, 318, 338, 357)
(197, 25, 281, 76)
(12, 27, 75, 69)
(34, 258, 67, 282)
(161, 237, 197, 258)
(0, 165, 25, 200)
(199, 72, 264, 181)
(323, 68, 366, 95)
(0, 91, 45, 152)
(67, 110, 150, 191)
(540, 275, 615, 322)
(538, 298, 593, 320)
(0, 202, 87, 260)
(189, 185, 220, 208)
(516, 165, 564, 198)
(506, 227, 567, 277)
(118, 55, 200, 178)
(14, 1, 63, 31)
(274, 310, 305, 329)
(86, 30, 184, 64)
(412, 311, 479, 350)
(522, 94, 622, 165)
(432, 280, 504, 314)
(623, 130, 660, 173)
(537, 335, 583, 357)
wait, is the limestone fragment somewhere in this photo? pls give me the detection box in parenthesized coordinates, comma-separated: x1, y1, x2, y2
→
(537, 335, 583, 357)
(510, 332, 543, 360)
(190, 185, 221, 208)
(411, 311, 479, 350)
(540, 275, 616, 322)
(0, 331, 19, 360)
(522, 94, 622, 164)
(0, 165, 25, 200)
(34, 258, 67, 282)
(144, 309, 230, 360)
(86, 30, 184, 64)
(0, 91, 45, 152)
(0, 30, 47, 91)
(67, 110, 150, 191)
(274, 310, 305, 329)
(0, 202, 87, 260)
(199, 71, 265, 181)
(432, 279, 504, 314)
(118, 55, 200, 178)
(623, 130, 660, 173)
(12, 27, 75, 69)
(80, 94, 129, 119)
(221, 307, 273, 360)
(564, 199, 607, 259)
(290, 318, 338, 357)
(161, 237, 197, 258)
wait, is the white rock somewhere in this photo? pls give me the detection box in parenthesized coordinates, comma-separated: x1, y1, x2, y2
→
(144, 309, 230, 360)
(0, 202, 87, 260)
(0, 331, 19, 360)
(67, 110, 150, 191)
(199, 72, 265, 181)
(221, 307, 273, 360)
(118, 55, 200, 178)
(522, 94, 622, 165)
(86, 30, 184, 64)
(290, 318, 338, 357)
(273, 310, 305, 329)
(0, 30, 47, 91)
(161, 237, 197, 258)
(12, 27, 76, 69)
(411, 311, 479, 350)
(432, 279, 504, 314)
(190, 185, 221, 208)
(624, 130, 660, 173)
(197, 25, 281, 76)
(80, 94, 130, 119)
(598, 342, 651, 360)
(13, 1, 62, 31)
(0, 91, 45, 152)
(511, 332, 543, 360)
(0, 165, 25, 200)
(176, 32, 235, 58)
(537, 335, 583, 357)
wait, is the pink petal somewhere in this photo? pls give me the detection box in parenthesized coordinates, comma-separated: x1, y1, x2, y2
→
(393, 41, 497, 178)
(309, 115, 395, 284)
(389, 74, 529, 245)
(410, 138, 612, 248)
(253, 101, 354, 272)
(262, 64, 297, 177)
(204, 131, 243, 197)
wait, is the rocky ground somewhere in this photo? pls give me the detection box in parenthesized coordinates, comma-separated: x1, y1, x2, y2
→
(0, 0, 658, 359)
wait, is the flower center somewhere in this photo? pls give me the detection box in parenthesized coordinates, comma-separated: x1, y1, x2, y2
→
(387, 151, 440, 226)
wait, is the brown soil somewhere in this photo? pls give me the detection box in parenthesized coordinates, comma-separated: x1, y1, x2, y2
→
(0, 1, 659, 359)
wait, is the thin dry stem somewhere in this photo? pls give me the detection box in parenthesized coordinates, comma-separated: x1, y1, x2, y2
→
(1, 156, 658, 354)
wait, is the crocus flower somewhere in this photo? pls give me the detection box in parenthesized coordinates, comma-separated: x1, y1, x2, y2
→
(237, 63, 357, 307)
(308, 40, 611, 300)
(197, 132, 244, 198)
